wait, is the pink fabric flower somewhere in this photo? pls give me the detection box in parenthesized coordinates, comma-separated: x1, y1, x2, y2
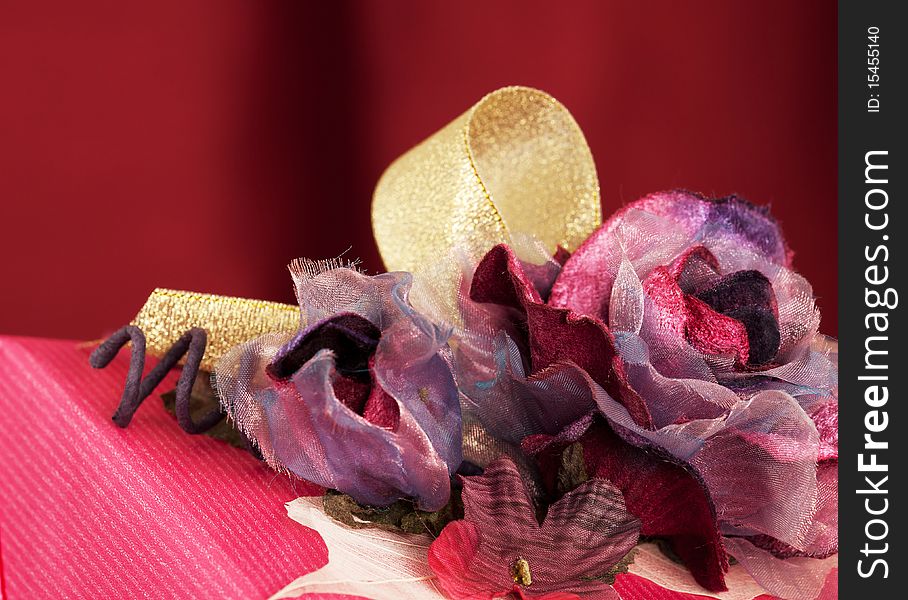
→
(429, 458, 640, 599)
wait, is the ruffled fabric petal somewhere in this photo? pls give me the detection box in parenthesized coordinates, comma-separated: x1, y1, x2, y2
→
(723, 537, 835, 600)
(614, 333, 739, 427)
(459, 332, 598, 443)
(746, 460, 838, 560)
(595, 388, 821, 550)
(460, 244, 652, 431)
(215, 268, 462, 511)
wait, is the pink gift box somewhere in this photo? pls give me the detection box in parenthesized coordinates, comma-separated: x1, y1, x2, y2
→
(0, 336, 836, 599)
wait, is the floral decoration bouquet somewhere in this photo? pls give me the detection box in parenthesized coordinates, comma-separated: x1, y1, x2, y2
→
(92, 87, 837, 600)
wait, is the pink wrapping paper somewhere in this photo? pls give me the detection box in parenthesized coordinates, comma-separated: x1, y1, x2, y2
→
(0, 336, 327, 598)
(0, 336, 835, 599)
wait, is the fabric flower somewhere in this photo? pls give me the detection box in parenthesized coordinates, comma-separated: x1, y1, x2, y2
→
(550, 190, 833, 406)
(524, 415, 728, 590)
(215, 260, 462, 511)
(456, 242, 652, 442)
(429, 457, 640, 599)
(455, 192, 837, 597)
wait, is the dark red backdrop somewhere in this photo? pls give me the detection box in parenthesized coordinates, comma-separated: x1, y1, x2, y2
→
(1, 0, 837, 339)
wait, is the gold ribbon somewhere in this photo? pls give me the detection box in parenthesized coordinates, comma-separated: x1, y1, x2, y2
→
(373, 86, 601, 317)
(131, 289, 298, 372)
(132, 87, 601, 371)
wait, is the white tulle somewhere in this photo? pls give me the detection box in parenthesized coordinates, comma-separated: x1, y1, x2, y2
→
(628, 543, 766, 600)
(270, 497, 444, 600)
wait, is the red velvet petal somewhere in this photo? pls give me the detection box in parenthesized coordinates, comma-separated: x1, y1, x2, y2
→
(331, 373, 371, 414)
(525, 304, 652, 429)
(583, 426, 728, 591)
(643, 267, 751, 365)
(471, 244, 543, 310)
(361, 382, 401, 431)
(470, 244, 653, 429)
(553, 246, 572, 266)
(356, 355, 401, 430)
(642, 267, 688, 337)
(527, 421, 729, 592)
(684, 296, 750, 365)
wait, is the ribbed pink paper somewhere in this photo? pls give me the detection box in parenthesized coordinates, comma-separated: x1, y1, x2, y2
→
(0, 336, 835, 599)
(0, 336, 333, 599)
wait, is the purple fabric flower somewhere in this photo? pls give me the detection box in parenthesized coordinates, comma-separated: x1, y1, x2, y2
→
(215, 261, 462, 511)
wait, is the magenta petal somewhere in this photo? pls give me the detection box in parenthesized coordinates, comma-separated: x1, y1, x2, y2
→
(550, 190, 708, 317)
(471, 244, 544, 309)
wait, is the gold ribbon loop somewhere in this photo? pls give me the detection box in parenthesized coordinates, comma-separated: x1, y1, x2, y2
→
(372, 86, 601, 316)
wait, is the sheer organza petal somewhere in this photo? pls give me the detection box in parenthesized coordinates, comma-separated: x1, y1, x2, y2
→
(723, 537, 836, 600)
(458, 244, 652, 434)
(615, 332, 739, 427)
(215, 268, 461, 511)
(594, 388, 821, 549)
(746, 460, 838, 559)
(459, 332, 596, 444)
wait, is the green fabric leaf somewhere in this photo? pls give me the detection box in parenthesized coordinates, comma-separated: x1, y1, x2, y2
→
(323, 487, 463, 538)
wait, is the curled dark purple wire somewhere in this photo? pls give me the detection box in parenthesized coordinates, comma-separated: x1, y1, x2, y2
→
(89, 325, 223, 434)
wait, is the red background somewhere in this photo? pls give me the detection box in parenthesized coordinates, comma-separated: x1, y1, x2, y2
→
(0, 0, 837, 339)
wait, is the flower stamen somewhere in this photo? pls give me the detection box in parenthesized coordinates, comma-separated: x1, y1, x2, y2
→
(511, 557, 532, 586)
